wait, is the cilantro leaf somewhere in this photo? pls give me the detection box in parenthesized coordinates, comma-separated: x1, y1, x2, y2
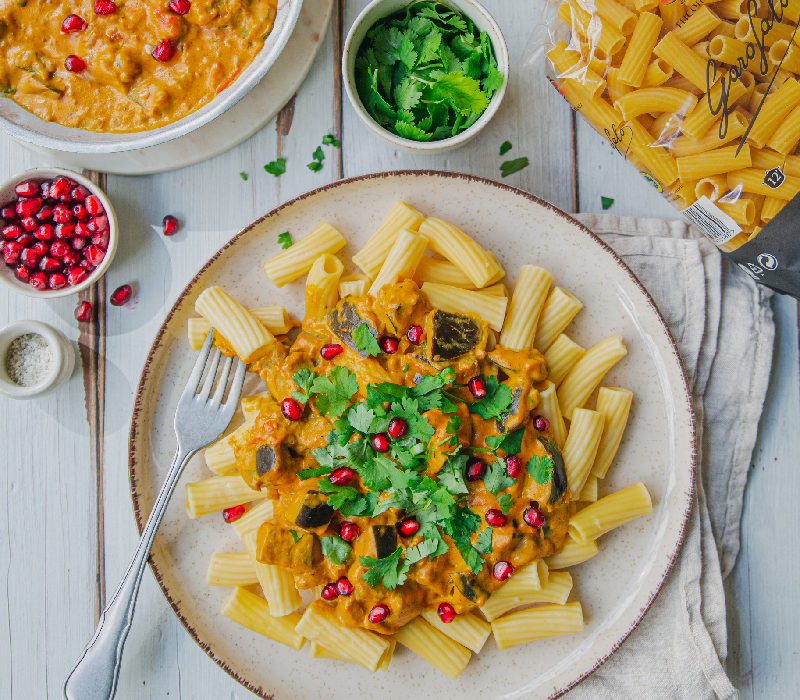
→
(347, 403, 375, 433)
(395, 121, 433, 141)
(469, 376, 513, 420)
(485, 427, 525, 456)
(426, 72, 489, 115)
(360, 547, 409, 589)
(356, 454, 396, 491)
(312, 146, 325, 162)
(317, 480, 360, 510)
(441, 414, 461, 449)
(321, 535, 351, 565)
(404, 538, 439, 564)
(394, 78, 422, 111)
(264, 158, 286, 176)
(347, 437, 373, 465)
(296, 465, 332, 480)
(602, 196, 615, 210)
(353, 322, 381, 357)
(371, 489, 413, 516)
(408, 15, 434, 35)
(410, 367, 456, 396)
(526, 454, 554, 485)
(497, 493, 514, 515)
(312, 366, 358, 418)
(482, 65, 504, 97)
(438, 454, 468, 495)
(292, 368, 315, 404)
(483, 459, 515, 496)
(367, 382, 408, 406)
(464, 51, 482, 80)
(398, 33, 418, 69)
(499, 140, 512, 156)
(277, 231, 293, 249)
(239, 172, 248, 181)
(339, 491, 380, 517)
(452, 536, 484, 574)
(500, 157, 530, 178)
(391, 396, 435, 444)
(374, 26, 405, 64)
(474, 527, 493, 554)
(328, 416, 355, 446)
(418, 28, 442, 62)
(322, 134, 339, 146)
(307, 161, 323, 172)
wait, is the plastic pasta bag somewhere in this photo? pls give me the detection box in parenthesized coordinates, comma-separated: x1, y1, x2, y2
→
(523, 0, 800, 297)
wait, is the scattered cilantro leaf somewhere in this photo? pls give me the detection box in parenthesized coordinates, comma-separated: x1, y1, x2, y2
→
(469, 375, 513, 420)
(602, 196, 615, 210)
(291, 368, 315, 404)
(317, 480, 360, 510)
(312, 146, 325, 162)
(322, 134, 339, 146)
(239, 172, 248, 181)
(290, 530, 300, 543)
(328, 416, 355, 446)
(441, 414, 461, 448)
(347, 404, 376, 433)
(438, 454, 468, 495)
(353, 322, 381, 357)
(419, 28, 442, 62)
(410, 367, 456, 397)
(474, 527, 493, 554)
(360, 547, 409, 589)
(404, 538, 439, 564)
(527, 454, 555, 485)
(307, 161, 323, 172)
(485, 427, 525, 457)
(499, 141, 512, 156)
(500, 157, 530, 178)
(339, 491, 380, 517)
(264, 158, 286, 176)
(497, 493, 514, 515)
(483, 460, 516, 496)
(296, 465, 332, 480)
(321, 535, 351, 565)
(312, 366, 359, 418)
(277, 231, 293, 250)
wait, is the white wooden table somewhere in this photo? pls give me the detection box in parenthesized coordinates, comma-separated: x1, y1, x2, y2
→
(1, 2, 797, 698)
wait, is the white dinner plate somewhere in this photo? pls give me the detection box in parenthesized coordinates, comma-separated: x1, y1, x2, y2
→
(128, 171, 695, 699)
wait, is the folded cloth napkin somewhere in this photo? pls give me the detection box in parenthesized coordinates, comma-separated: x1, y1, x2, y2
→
(559, 214, 775, 700)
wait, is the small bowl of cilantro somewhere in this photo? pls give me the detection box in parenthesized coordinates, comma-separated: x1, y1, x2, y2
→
(344, 0, 508, 153)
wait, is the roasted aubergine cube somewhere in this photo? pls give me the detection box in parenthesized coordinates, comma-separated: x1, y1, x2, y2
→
(538, 435, 568, 504)
(328, 300, 379, 358)
(237, 441, 293, 491)
(366, 525, 398, 559)
(449, 573, 490, 607)
(425, 310, 485, 361)
(256, 522, 323, 572)
(285, 490, 335, 532)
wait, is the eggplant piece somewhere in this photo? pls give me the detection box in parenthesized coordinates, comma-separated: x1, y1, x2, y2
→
(328, 301, 377, 358)
(450, 574, 489, 606)
(238, 441, 291, 491)
(255, 444, 277, 476)
(428, 310, 481, 361)
(537, 435, 568, 504)
(495, 386, 523, 433)
(292, 490, 335, 529)
(367, 525, 398, 559)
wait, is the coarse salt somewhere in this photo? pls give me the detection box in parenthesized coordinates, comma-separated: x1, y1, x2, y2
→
(5, 333, 54, 386)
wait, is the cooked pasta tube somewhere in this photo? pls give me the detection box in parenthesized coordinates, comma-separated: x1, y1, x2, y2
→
(204, 417, 255, 475)
(592, 387, 633, 478)
(537, 558, 550, 587)
(418, 219, 502, 288)
(368, 229, 429, 296)
(569, 482, 653, 541)
(766, 101, 800, 154)
(641, 58, 675, 87)
(305, 254, 344, 321)
(492, 602, 584, 650)
(727, 168, 800, 199)
(206, 551, 258, 586)
(558, 335, 628, 420)
(420, 611, 492, 654)
(615, 88, 698, 119)
(672, 6, 721, 46)
(562, 408, 605, 499)
(577, 474, 598, 502)
(263, 223, 346, 287)
(221, 588, 305, 650)
(189, 306, 293, 350)
(667, 111, 747, 157)
(747, 77, 800, 147)
(421, 282, 508, 332)
(595, 0, 637, 34)
(308, 641, 350, 662)
(544, 334, 587, 388)
(533, 288, 583, 353)
(676, 143, 752, 180)
(537, 382, 568, 448)
(477, 282, 508, 297)
(624, 118, 680, 187)
(497, 265, 553, 350)
(195, 286, 275, 363)
(717, 198, 756, 226)
(185, 475, 260, 518)
(545, 536, 600, 569)
(338, 274, 370, 299)
(415, 257, 476, 288)
(480, 570, 573, 621)
(232, 497, 275, 539)
(618, 11, 663, 86)
(242, 530, 302, 616)
(241, 391, 270, 420)
(654, 32, 716, 91)
(351, 201, 424, 279)
(394, 616, 471, 679)
(760, 196, 784, 222)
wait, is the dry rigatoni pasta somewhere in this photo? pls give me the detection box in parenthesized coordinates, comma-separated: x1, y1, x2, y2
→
(614, 87, 698, 119)
(481, 571, 573, 622)
(672, 6, 721, 46)
(592, 387, 633, 478)
(185, 475, 260, 518)
(498, 265, 553, 350)
(545, 536, 600, 569)
(368, 229, 428, 296)
(352, 201, 425, 279)
(421, 282, 508, 331)
(534, 287, 584, 352)
(222, 587, 305, 650)
(492, 602, 584, 650)
(569, 483, 653, 541)
(667, 112, 747, 157)
(263, 223, 346, 287)
(676, 143, 752, 180)
(727, 169, 800, 199)
(394, 616, 471, 679)
(558, 335, 628, 419)
(618, 11, 663, 86)
(544, 334, 586, 387)
(418, 218, 502, 288)
(206, 551, 258, 587)
(562, 408, 605, 498)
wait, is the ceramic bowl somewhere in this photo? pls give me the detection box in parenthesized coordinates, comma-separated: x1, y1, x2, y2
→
(0, 168, 118, 299)
(343, 0, 509, 155)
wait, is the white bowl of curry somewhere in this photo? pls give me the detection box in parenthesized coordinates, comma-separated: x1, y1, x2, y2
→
(0, 0, 303, 152)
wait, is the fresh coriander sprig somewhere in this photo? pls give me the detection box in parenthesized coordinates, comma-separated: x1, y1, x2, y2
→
(264, 157, 286, 176)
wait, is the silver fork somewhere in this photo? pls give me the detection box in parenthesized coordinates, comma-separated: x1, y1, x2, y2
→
(63, 329, 246, 700)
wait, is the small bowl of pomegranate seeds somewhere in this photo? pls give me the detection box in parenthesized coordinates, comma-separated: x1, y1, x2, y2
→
(0, 168, 118, 299)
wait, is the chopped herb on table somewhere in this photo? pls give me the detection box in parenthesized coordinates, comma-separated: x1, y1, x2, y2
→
(499, 140, 512, 155)
(500, 157, 529, 178)
(239, 172, 248, 181)
(353, 1, 504, 142)
(308, 146, 325, 172)
(322, 134, 340, 146)
(601, 196, 615, 210)
(277, 231, 293, 249)
(264, 157, 286, 176)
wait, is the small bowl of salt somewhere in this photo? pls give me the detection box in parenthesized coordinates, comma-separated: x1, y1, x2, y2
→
(0, 320, 75, 399)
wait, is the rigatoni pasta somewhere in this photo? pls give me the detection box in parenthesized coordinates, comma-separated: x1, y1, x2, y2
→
(498, 265, 553, 350)
(558, 335, 628, 419)
(263, 223, 346, 287)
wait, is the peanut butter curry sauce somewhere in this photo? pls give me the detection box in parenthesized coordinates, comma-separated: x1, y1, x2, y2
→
(234, 280, 570, 635)
(0, 0, 278, 131)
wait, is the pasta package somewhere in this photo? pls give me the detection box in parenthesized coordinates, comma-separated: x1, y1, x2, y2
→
(524, 0, 800, 298)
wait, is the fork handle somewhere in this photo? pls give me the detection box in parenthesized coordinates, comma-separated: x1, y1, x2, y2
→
(63, 446, 193, 700)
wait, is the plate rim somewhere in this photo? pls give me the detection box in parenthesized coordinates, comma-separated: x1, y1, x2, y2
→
(127, 169, 697, 699)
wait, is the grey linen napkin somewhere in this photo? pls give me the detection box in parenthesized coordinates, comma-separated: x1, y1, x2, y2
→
(560, 214, 775, 700)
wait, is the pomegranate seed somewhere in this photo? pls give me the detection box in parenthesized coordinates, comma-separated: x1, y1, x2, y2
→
(65, 55, 87, 72)
(53, 177, 75, 198)
(61, 14, 87, 33)
(371, 433, 390, 452)
(281, 397, 302, 420)
(16, 198, 42, 218)
(1, 205, 15, 219)
(52, 204, 72, 223)
(50, 241, 69, 258)
(55, 223, 75, 240)
(78, 260, 95, 271)
(87, 215, 108, 232)
(34, 224, 54, 241)
(20, 248, 42, 268)
(71, 186, 89, 202)
(493, 561, 514, 581)
(74, 300, 93, 321)
(336, 577, 354, 597)
(397, 518, 420, 537)
(379, 336, 398, 353)
(169, 0, 191, 13)
(91, 230, 109, 248)
(328, 467, 354, 486)
(152, 39, 176, 62)
(39, 256, 62, 272)
(533, 415, 550, 432)
(406, 324, 423, 345)
(84, 195, 104, 216)
(48, 272, 67, 290)
(339, 521, 359, 541)
(15, 265, 30, 282)
(2, 224, 21, 239)
(20, 217, 38, 231)
(40, 181, 51, 196)
(485, 508, 507, 527)
(222, 504, 246, 523)
(29, 272, 48, 290)
(3, 241, 23, 264)
(468, 376, 487, 399)
(523, 505, 545, 528)
(84, 245, 106, 266)
(15, 181, 40, 197)
(73, 203, 89, 221)
(31, 241, 49, 256)
(94, 0, 116, 13)
(321, 583, 339, 601)
(368, 604, 390, 624)
(75, 221, 91, 237)
(388, 417, 407, 439)
(110, 284, 132, 306)
(465, 458, 486, 481)
(67, 267, 89, 286)
(36, 206, 53, 221)
(505, 455, 523, 478)
(437, 602, 456, 623)
(320, 343, 343, 360)
(62, 250, 80, 266)
(16, 233, 33, 247)
(71, 236, 89, 251)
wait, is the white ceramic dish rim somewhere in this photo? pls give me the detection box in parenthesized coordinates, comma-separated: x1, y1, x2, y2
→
(0, 0, 303, 154)
(127, 170, 696, 699)
(0, 167, 118, 299)
(342, 0, 509, 152)
(0, 320, 75, 398)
